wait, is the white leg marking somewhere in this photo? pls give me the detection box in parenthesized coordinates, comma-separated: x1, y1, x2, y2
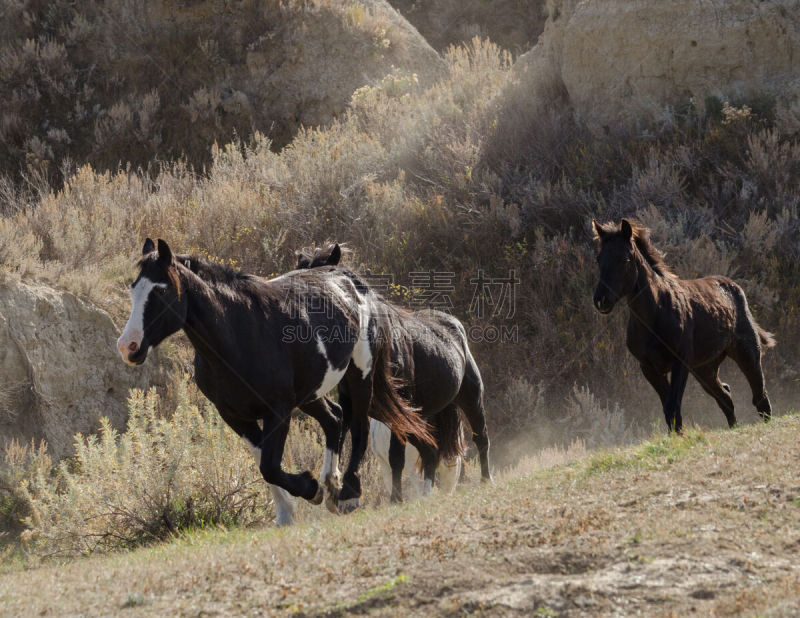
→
(422, 478, 434, 497)
(243, 438, 296, 526)
(351, 300, 374, 379)
(314, 338, 347, 399)
(243, 438, 261, 466)
(321, 448, 341, 485)
(438, 457, 461, 494)
(321, 447, 342, 514)
(369, 420, 394, 494)
(269, 485, 296, 527)
(116, 277, 166, 364)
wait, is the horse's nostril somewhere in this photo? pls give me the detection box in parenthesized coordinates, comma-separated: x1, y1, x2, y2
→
(128, 341, 139, 353)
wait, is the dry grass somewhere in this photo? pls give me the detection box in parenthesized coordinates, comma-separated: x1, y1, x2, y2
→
(1, 415, 799, 615)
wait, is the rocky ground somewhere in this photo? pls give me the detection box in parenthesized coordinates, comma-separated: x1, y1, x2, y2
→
(1, 415, 798, 616)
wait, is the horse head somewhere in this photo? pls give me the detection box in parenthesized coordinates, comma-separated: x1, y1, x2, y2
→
(117, 238, 188, 365)
(591, 219, 638, 314)
(295, 243, 342, 269)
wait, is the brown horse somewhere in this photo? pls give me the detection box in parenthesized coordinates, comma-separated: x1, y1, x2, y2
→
(592, 219, 775, 432)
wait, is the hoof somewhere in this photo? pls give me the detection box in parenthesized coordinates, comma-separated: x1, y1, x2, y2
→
(325, 493, 339, 515)
(338, 497, 360, 514)
(480, 474, 494, 485)
(309, 484, 324, 505)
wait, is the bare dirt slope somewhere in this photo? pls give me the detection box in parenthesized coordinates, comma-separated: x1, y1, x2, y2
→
(2, 416, 799, 616)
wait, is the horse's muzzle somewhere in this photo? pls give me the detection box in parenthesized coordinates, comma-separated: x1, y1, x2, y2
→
(117, 339, 149, 366)
(593, 293, 614, 314)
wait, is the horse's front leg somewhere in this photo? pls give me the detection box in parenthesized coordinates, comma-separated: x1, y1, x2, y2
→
(665, 350, 691, 433)
(340, 414, 368, 513)
(260, 411, 324, 505)
(217, 412, 296, 526)
(300, 397, 343, 514)
(640, 362, 670, 429)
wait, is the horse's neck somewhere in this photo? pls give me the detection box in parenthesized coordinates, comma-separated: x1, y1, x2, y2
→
(627, 258, 665, 326)
(181, 274, 236, 362)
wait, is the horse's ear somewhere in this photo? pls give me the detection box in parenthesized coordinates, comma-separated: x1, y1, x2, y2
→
(175, 254, 193, 271)
(142, 238, 155, 255)
(328, 243, 342, 266)
(157, 239, 173, 264)
(296, 250, 310, 269)
(591, 219, 606, 240)
(620, 219, 633, 240)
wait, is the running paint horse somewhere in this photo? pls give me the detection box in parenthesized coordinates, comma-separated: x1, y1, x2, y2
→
(298, 244, 489, 504)
(369, 409, 462, 499)
(592, 219, 775, 432)
(117, 239, 434, 525)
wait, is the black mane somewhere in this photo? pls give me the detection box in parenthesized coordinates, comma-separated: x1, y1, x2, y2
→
(175, 254, 260, 287)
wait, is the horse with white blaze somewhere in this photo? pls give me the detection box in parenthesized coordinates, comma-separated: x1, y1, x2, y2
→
(117, 238, 434, 525)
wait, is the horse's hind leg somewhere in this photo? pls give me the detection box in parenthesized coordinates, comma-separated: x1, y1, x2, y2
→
(456, 359, 492, 483)
(409, 436, 439, 497)
(437, 454, 461, 494)
(338, 373, 373, 513)
(300, 397, 343, 514)
(694, 361, 737, 428)
(731, 340, 772, 421)
(388, 432, 406, 503)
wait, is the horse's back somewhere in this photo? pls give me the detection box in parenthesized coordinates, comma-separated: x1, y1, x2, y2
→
(684, 275, 766, 362)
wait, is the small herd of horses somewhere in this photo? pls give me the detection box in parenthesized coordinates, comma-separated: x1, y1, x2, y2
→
(116, 218, 774, 525)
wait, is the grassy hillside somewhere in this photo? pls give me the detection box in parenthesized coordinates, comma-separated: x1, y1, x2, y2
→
(2, 415, 798, 616)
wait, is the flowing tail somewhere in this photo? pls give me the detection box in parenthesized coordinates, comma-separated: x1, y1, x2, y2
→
(758, 326, 776, 349)
(370, 316, 436, 447)
(434, 406, 466, 462)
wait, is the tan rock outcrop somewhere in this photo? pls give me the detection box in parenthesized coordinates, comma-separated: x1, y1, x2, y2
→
(512, 0, 800, 126)
(0, 278, 166, 459)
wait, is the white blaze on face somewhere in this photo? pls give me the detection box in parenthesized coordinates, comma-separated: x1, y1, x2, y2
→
(116, 277, 166, 365)
(314, 337, 347, 399)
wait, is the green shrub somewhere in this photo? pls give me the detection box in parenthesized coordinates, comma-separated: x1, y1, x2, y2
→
(18, 380, 267, 557)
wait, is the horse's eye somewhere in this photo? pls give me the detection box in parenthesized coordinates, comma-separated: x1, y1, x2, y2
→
(155, 286, 168, 294)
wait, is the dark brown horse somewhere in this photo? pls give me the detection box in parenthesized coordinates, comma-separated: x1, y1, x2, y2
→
(592, 219, 775, 432)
